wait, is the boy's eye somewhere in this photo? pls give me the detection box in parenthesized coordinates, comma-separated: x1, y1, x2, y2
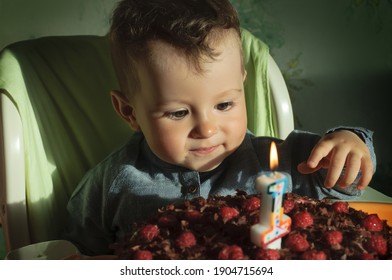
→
(215, 101, 233, 111)
(165, 109, 189, 120)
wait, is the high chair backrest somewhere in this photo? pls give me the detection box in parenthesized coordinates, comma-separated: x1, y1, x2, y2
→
(0, 29, 294, 253)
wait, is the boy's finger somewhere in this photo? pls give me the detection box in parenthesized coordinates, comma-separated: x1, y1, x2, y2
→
(324, 149, 346, 188)
(357, 159, 373, 190)
(337, 154, 361, 187)
(306, 141, 333, 168)
(297, 161, 322, 174)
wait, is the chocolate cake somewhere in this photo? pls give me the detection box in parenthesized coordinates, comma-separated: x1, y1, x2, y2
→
(111, 191, 392, 260)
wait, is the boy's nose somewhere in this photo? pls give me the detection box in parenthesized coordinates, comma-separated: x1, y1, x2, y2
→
(190, 119, 217, 139)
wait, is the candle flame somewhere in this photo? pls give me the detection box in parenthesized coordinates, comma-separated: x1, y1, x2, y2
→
(270, 141, 278, 170)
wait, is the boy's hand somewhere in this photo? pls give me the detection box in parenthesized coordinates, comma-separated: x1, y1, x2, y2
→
(297, 130, 373, 190)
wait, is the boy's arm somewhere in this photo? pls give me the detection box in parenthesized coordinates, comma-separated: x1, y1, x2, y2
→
(62, 172, 115, 256)
(297, 126, 376, 192)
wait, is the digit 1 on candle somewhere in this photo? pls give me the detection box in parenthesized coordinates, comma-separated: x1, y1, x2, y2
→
(250, 142, 291, 249)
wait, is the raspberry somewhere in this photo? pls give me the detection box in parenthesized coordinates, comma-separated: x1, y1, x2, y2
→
(332, 201, 349, 214)
(301, 250, 327, 260)
(293, 211, 314, 229)
(134, 250, 153, 260)
(220, 207, 239, 221)
(192, 197, 206, 207)
(365, 235, 387, 256)
(218, 245, 245, 260)
(175, 231, 197, 248)
(283, 199, 295, 213)
(184, 210, 202, 222)
(242, 197, 260, 212)
(324, 230, 343, 246)
(254, 248, 280, 260)
(139, 224, 159, 241)
(284, 233, 310, 252)
(362, 214, 384, 232)
(158, 214, 178, 227)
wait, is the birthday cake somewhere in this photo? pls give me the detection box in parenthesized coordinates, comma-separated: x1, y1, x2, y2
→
(111, 191, 392, 260)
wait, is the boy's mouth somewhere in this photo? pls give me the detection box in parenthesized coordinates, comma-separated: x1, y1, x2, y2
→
(190, 145, 219, 155)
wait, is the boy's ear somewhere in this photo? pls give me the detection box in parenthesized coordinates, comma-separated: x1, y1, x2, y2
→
(110, 90, 140, 131)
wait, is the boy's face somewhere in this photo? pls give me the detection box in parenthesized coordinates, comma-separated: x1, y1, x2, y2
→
(118, 33, 247, 172)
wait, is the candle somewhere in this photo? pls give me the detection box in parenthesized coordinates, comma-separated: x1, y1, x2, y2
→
(250, 141, 291, 249)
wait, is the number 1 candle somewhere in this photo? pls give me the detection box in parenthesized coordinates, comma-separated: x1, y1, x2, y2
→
(250, 141, 291, 249)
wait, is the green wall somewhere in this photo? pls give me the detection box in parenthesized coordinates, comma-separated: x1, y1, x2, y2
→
(233, 0, 392, 195)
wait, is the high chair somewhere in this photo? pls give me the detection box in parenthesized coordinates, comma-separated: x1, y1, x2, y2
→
(0, 29, 294, 257)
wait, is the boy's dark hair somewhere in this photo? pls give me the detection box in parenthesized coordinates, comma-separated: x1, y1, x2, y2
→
(109, 0, 241, 97)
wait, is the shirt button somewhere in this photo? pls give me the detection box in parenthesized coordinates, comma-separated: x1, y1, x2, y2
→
(188, 185, 198, 193)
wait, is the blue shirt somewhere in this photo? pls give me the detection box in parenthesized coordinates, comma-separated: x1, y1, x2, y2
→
(64, 128, 375, 255)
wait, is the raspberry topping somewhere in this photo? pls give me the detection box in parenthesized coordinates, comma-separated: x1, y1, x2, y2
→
(139, 224, 159, 242)
(184, 210, 202, 222)
(301, 250, 327, 260)
(284, 233, 310, 252)
(332, 201, 349, 214)
(362, 214, 384, 232)
(175, 231, 197, 248)
(218, 245, 245, 260)
(242, 197, 260, 212)
(283, 199, 295, 213)
(158, 214, 178, 228)
(293, 211, 314, 229)
(220, 206, 239, 221)
(324, 230, 343, 246)
(254, 248, 280, 260)
(365, 235, 387, 256)
(134, 250, 153, 260)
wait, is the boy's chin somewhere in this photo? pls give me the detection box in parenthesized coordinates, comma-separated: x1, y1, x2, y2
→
(193, 165, 221, 173)
(185, 160, 224, 172)
(184, 151, 233, 172)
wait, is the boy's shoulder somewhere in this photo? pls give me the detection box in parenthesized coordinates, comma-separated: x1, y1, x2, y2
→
(95, 132, 143, 171)
(73, 133, 144, 192)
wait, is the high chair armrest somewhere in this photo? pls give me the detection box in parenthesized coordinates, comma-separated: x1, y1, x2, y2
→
(268, 55, 294, 139)
(0, 90, 30, 252)
(5, 240, 79, 260)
